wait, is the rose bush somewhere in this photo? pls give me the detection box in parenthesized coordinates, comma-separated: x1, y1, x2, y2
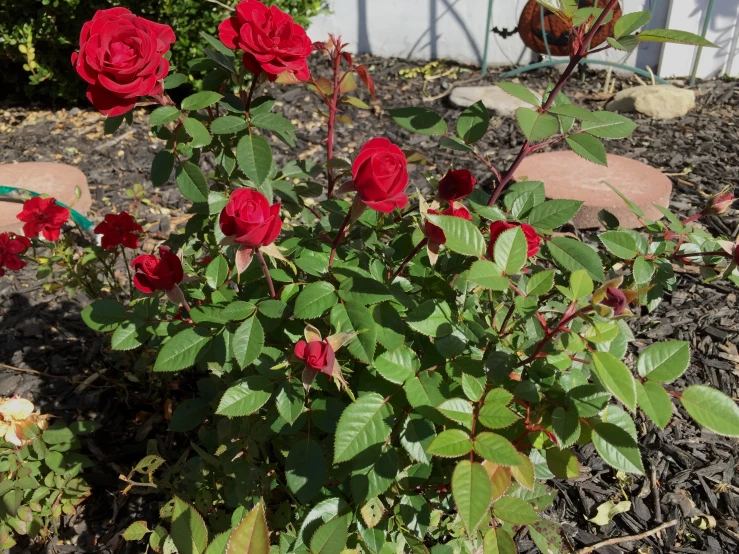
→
(7, 1, 739, 552)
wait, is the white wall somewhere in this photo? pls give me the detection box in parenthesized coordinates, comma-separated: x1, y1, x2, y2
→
(308, 0, 739, 78)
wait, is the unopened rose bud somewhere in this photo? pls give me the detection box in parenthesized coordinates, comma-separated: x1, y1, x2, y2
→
(702, 189, 734, 216)
(600, 287, 628, 316)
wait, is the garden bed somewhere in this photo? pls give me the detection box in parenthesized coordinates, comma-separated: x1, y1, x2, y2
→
(1, 56, 738, 553)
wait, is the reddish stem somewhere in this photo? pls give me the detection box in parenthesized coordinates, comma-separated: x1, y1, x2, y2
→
(515, 306, 594, 368)
(326, 43, 343, 200)
(256, 249, 277, 299)
(329, 211, 352, 267)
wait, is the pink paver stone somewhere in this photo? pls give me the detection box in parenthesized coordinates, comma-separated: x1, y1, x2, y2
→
(514, 152, 673, 229)
(0, 163, 91, 235)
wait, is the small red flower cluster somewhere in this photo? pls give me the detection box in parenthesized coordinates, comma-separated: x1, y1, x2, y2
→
(424, 169, 477, 246)
(17, 197, 70, 242)
(488, 220, 541, 259)
(0, 233, 30, 277)
(94, 212, 143, 250)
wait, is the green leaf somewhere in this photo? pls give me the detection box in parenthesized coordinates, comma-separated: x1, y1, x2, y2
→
(473, 433, 522, 466)
(592, 351, 636, 411)
(496, 82, 540, 106)
(534, 0, 578, 17)
(462, 373, 485, 402)
(452, 460, 493, 533)
(204, 532, 230, 554)
(400, 415, 436, 464)
(426, 429, 472, 458)
(494, 227, 528, 275)
(608, 35, 640, 52)
(310, 516, 348, 554)
(636, 341, 690, 383)
(483, 528, 516, 554)
(592, 422, 645, 474)
(169, 398, 209, 433)
(176, 162, 209, 203)
(251, 113, 297, 147)
(425, 214, 486, 257)
(457, 100, 490, 144)
(440, 136, 473, 151)
(351, 448, 398, 502)
(276, 379, 305, 425)
(225, 502, 269, 554)
(468, 261, 509, 291)
(154, 327, 211, 372)
(81, 299, 127, 332)
(388, 107, 447, 136)
(547, 237, 605, 282)
(636, 381, 672, 429)
(341, 301, 377, 363)
(478, 403, 519, 430)
(680, 386, 739, 437)
(582, 111, 637, 140)
(374, 345, 419, 384)
(372, 303, 405, 350)
(123, 521, 150, 541)
(406, 300, 454, 338)
(437, 398, 474, 426)
(526, 270, 555, 296)
(338, 274, 393, 305)
(633, 256, 655, 285)
(232, 317, 265, 368)
(171, 497, 208, 554)
(236, 135, 273, 186)
(526, 200, 583, 231)
(599, 231, 638, 259)
(638, 29, 717, 48)
(552, 407, 581, 447)
(104, 114, 125, 134)
(223, 301, 257, 321)
(614, 11, 651, 39)
(183, 117, 212, 148)
(516, 108, 559, 142)
(334, 393, 394, 464)
(211, 115, 248, 135)
(216, 376, 273, 417)
(548, 104, 599, 121)
(150, 106, 181, 125)
(205, 255, 229, 289)
(566, 134, 607, 166)
(294, 282, 337, 319)
(111, 320, 144, 351)
(151, 149, 175, 186)
(493, 496, 538, 525)
(286, 439, 325, 504)
(181, 91, 224, 111)
(570, 269, 593, 299)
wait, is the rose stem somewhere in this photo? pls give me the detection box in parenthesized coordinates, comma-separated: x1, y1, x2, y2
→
(326, 38, 343, 200)
(256, 249, 277, 299)
(487, 0, 620, 207)
(329, 211, 352, 267)
(390, 238, 428, 281)
(120, 245, 133, 298)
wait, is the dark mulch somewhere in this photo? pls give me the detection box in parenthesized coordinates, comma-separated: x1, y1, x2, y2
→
(1, 55, 738, 553)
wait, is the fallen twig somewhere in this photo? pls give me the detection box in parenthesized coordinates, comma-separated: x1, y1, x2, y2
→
(93, 128, 136, 151)
(575, 519, 678, 554)
(0, 362, 72, 382)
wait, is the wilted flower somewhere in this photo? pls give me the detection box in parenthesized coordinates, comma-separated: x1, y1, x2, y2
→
(0, 397, 49, 447)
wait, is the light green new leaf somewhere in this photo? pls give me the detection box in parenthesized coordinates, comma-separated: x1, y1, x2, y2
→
(592, 422, 645, 474)
(216, 376, 273, 417)
(437, 398, 474, 426)
(226, 502, 270, 554)
(457, 100, 490, 144)
(181, 91, 223, 111)
(606, 182, 644, 217)
(547, 237, 605, 282)
(452, 460, 493, 533)
(493, 496, 538, 525)
(638, 29, 717, 48)
(496, 82, 540, 106)
(599, 230, 638, 259)
(123, 521, 150, 541)
(516, 108, 559, 142)
(294, 282, 338, 319)
(526, 270, 555, 296)
(637, 341, 690, 383)
(388, 107, 447, 136)
(592, 351, 637, 411)
(478, 403, 519, 430)
(310, 516, 347, 554)
(473, 432, 522, 466)
(176, 162, 209, 203)
(426, 214, 486, 257)
(588, 500, 632, 526)
(582, 111, 637, 140)
(614, 11, 651, 39)
(171, 497, 208, 554)
(570, 269, 593, 299)
(154, 327, 211, 372)
(566, 134, 607, 166)
(633, 256, 655, 284)
(426, 429, 472, 458)
(636, 381, 672, 429)
(374, 345, 419, 384)
(483, 528, 517, 554)
(236, 134, 273, 185)
(334, 393, 394, 464)
(232, 317, 265, 369)
(548, 104, 599, 121)
(526, 199, 583, 231)
(494, 226, 528, 275)
(468, 260, 509, 291)
(681, 386, 739, 437)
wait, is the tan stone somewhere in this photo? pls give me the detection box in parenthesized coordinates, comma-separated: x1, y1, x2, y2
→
(450, 86, 531, 117)
(606, 85, 695, 120)
(514, 152, 672, 229)
(0, 163, 91, 235)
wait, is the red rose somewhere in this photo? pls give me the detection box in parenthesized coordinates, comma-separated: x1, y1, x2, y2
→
(487, 221, 541, 259)
(219, 189, 282, 248)
(94, 212, 143, 250)
(17, 197, 70, 241)
(219, 0, 312, 82)
(439, 169, 476, 202)
(425, 205, 472, 245)
(131, 246, 184, 293)
(71, 8, 176, 116)
(352, 138, 409, 214)
(294, 339, 335, 375)
(0, 233, 31, 277)
(600, 287, 628, 316)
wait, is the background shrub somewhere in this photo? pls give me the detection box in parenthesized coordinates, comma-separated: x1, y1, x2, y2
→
(0, 0, 328, 106)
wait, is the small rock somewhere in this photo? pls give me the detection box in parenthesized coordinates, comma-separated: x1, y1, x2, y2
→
(606, 85, 696, 120)
(450, 86, 530, 117)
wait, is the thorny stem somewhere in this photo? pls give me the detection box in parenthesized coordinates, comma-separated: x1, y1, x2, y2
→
(256, 249, 277, 299)
(120, 245, 133, 298)
(329, 211, 352, 267)
(326, 41, 344, 200)
(390, 238, 429, 281)
(487, 0, 620, 207)
(243, 74, 260, 115)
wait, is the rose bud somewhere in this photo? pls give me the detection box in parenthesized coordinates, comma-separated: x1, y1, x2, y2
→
(702, 189, 734, 216)
(219, 189, 283, 249)
(17, 196, 69, 241)
(425, 205, 473, 245)
(131, 246, 184, 294)
(352, 138, 409, 213)
(71, 8, 175, 116)
(94, 212, 143, 250)
(219, 0, 313, 82)
(600, 287, 628, 316)
(438, 169, 476, 202)
(487, 221, 541, 259)
(294, 339, 336, 376)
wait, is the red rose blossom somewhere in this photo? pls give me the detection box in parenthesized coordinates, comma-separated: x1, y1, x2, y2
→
(439, 169, 476, 202)
(17, 197, 70, 241)
(219, 189, 282, 248)
(131, 246, 184, 293)
(600, 287, 628, 316)
(71, 8, 176, 116)
(294, 339, 335, 375)
(219, 0, 312, 82)
(0, 233, 31, 277)
(425, 205, 473, 245)
(352, 138, 409, 214)
(94, 212, 143, 250)
(487, 221, 541, 259)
